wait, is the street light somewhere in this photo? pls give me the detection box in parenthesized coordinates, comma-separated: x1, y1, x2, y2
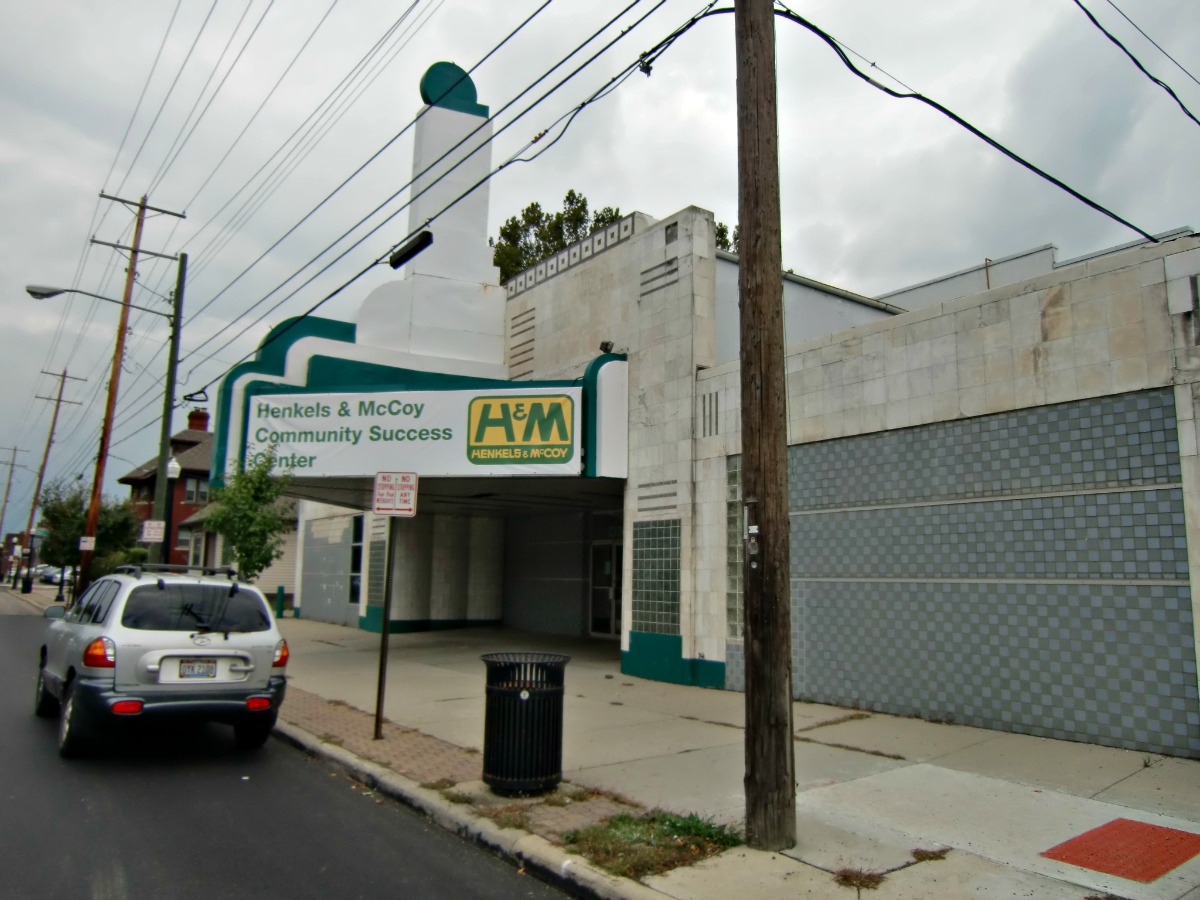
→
(26, 251, 186, 577)
(162, 456, 182, 564)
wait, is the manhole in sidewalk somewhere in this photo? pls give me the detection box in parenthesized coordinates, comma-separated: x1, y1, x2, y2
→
(1041, 818, 1200, 883)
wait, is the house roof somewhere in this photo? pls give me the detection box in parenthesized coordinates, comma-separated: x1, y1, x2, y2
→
(179, 496, 297, 528)
(118, 429, 214, 485)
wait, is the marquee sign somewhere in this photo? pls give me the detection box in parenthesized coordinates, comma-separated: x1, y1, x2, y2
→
(244, 387, 582, 477)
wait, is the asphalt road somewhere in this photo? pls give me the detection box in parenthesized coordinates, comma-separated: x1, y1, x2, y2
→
(1, 597, 567, 900)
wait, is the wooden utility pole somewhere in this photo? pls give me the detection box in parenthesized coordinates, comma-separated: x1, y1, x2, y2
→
(735, 0, 796, 849)
(78, 193, 185, 591)
(17, 370, 83, 592)
(149, 252, 187, 565)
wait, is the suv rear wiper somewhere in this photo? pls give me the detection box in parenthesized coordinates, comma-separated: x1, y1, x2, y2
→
(180, 602, 220, 636)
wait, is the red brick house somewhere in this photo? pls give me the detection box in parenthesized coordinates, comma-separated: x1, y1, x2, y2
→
(118, 408, 213, 567)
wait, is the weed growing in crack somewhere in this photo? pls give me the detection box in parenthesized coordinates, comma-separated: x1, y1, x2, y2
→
(834, 867, 885, 896)
(911, 847, 950, 862)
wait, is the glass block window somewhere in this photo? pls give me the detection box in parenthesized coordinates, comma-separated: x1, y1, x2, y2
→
(726, 455, 743, 639)
(631, 519, 681, 634)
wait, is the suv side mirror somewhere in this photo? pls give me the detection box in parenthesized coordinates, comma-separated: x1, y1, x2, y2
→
(44, 605, 66, 619)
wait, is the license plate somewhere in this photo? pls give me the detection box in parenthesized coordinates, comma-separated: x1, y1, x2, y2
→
(179, 659, 216, 679)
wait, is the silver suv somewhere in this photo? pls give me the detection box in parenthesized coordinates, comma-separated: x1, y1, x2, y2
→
(35, 565, 289, 756)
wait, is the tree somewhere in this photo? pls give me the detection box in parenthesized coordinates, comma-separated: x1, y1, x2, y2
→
(715, 221, 740, 254)
(490, 189, 622, 282)
(38, 480, 139, 571)
(205, 452, 293, 581)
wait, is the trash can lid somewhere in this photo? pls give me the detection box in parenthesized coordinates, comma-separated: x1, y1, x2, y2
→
(481, 652, 571, 666)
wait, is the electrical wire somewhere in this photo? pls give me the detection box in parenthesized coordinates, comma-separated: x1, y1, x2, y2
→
(111, 1, 221, 199)
(171, 0, 691, 405)
(147, 0, 274, 196)
(36, 0, 516, 472)
(176, 0, 572, 355)
(182, 0, 435, 285)
(1103, 0, 1200, 89)
(1072, 0, 1199, 129)
(766, 3, 1159, 243)
(178, 0, 344, 213)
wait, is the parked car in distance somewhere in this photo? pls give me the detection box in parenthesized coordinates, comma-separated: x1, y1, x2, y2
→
(29, 564, 55, 582)
(35, 564, 289, 757)
(39, 566, 76, 586)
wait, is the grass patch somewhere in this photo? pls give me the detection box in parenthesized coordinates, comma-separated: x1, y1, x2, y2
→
(421, 778, 456, 791)
(486, 806, 532, 831)
(317, 733, 344, 747)
(911, 847, 950, 862)
(564, 811, 741, 879)
(441, 790, 474, 805)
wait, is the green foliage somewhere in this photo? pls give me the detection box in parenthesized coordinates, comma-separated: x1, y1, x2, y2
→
(564, 810, 741, 879)
(38, 480, 139, 568)
(93, 546, 149, 579)
(205, 453, 292, 581)
(490, 189, 622, 282)
(715, 221, 740, 253)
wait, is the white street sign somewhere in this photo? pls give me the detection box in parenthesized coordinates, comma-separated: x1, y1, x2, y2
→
(78, 536, 96, 551)
(141, 520, 166, 543)
(374, 471, 418, 517)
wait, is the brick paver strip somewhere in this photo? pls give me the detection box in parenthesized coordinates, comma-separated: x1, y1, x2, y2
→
(279, 686, 637, 844)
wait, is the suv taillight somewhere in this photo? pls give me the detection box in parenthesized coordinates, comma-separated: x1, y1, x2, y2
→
(83, 637, 116, 668)
(273, 639, 289, 668)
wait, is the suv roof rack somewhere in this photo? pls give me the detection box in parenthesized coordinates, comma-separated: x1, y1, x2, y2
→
(113, 564, 240, 580)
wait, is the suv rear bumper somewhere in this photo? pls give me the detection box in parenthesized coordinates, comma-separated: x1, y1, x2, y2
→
(70, 674, 287, 725)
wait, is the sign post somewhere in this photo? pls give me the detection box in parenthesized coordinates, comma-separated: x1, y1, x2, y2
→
(372, 472, 418, 740)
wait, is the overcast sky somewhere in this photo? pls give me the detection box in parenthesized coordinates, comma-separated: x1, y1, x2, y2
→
(1, 0, 1196, 536)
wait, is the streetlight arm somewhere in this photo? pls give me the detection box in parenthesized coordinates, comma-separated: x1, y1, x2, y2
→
(25, 285, 173, 320)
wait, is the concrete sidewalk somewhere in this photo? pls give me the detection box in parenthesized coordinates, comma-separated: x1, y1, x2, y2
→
(15, 583, 1200, 898)
(272, 615, 1200, 900)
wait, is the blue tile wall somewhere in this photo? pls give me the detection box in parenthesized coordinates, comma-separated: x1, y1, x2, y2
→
(791, 390, 1180, 510)
(725, 387, 1199, 757)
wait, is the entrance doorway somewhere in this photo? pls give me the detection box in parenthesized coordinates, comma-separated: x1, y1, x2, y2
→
(590, 542, 622, 637)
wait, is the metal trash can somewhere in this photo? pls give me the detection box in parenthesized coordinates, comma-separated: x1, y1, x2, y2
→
(481, 652, 570, 796)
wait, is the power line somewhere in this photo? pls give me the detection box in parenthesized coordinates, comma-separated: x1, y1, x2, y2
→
(115, 0, 681, 435)
(1072, 0, 1199, 130)
(767, 3, 1159, 243)
(111, 1, 220, 198)
(182, 0, 435, 285)
(174, 0, 408, 264)
(177, 0, 568, 356)
(1103, 0, 1200, 90)
(146, 0, 271, 195)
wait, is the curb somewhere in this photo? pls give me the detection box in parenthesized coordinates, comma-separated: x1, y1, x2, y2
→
(274, 721, 669, 900)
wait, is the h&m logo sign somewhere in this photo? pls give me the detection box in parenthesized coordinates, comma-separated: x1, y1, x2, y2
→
(467, 395, 574, 464)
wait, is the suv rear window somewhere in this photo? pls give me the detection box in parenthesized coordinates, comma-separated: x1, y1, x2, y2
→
(120, 584, 271, 632)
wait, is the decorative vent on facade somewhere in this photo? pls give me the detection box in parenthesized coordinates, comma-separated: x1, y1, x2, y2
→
(637, 479, 679, 513)
(504, 213, 638, 300)
(509, 307, 536, 379)
(700, 390, 721, 437)
(640, 258, 679, 300)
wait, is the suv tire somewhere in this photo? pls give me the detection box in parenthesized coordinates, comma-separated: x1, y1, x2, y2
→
(57, 682, 88, 758)
(34, 667, 59, 718)
(234, 715, 277, 750)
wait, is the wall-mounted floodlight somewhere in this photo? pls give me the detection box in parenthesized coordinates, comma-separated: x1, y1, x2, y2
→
(388, 230, 433, 270)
